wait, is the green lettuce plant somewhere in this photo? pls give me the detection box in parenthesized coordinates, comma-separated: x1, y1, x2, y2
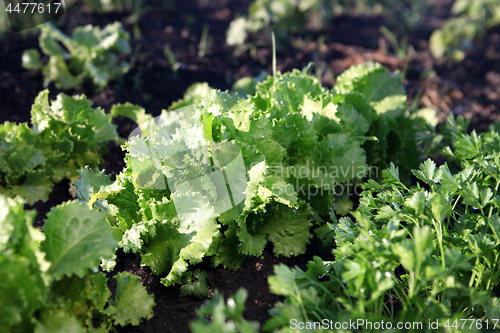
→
(0, 195, 154, 333)
(0, 90, 117, 204)
(22, 22, 131, 90)
(75, 62, 427, 295)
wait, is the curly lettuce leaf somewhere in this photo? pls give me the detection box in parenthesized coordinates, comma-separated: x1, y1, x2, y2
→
(141, 213, 219, 287)
(237, 202, 312, 257)
(90, 173, 143, 234)
(0, 196, 44, 332)
(210, 225, 252, 270)
(140, 222, 192, 275)
(251, 68, 325, 117)
(334, 62, 406, 118)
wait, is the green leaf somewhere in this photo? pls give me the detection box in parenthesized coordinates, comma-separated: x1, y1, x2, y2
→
(39, 27, 68, 56)
(161, 215, 219, 287)
(180, 269, 209, 297)
(413, 159, 442, 185)
(363, 115, 390, 172)
(238, 203, 312, 257)
(86, 107, 118, 144)
(211, 225, 252, 270)
(9, 172, 54, 205)
(43, 201, 117, 279)
(259, 203, 312, 257)
(22, 49, 42, 70)
(232, 75, 259, 97)
(454, 131, 482, 160)
(332, 216, 358, 247)
(72, 25, 100, 49)
(252, 69, 319, 113)
(30, 90, 51, 133)
(201, 112, 214, 141)
(56, 93, 94, 123)
(120, 219, 157, 253)
(485, 297, 500, 320)
(190, 289, 260, 333)
(444, 248, 472, 271)
(92, 174, 143, 231)
(8, 146, 45, 171)
(105, 272, 155, 326)
(268, 263, 298, 297)
(413, 107, 439, 127)
(335, 102, 371, 136)
(73, 166, 112, 203)
(45, 56, 82, 90)
(381, 163, 402, 185)
(141, 216, 219, 288)
(313, 133, 368, 184)
(300, 95, 342, 137)
(110, 103, 153, 130)
(139, 222, 188, 274)
(461, 182, 482, 209)
(255, 139, 286, 166)
(405, 190, 426, 217)
(489, 215, 500, 242)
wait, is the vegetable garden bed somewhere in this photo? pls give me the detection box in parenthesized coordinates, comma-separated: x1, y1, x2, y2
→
(1, 0, 500, 332)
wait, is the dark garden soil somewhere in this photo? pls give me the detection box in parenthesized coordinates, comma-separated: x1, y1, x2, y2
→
(1, 0, 499, 332)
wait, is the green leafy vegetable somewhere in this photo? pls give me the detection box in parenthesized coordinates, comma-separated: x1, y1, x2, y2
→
(22, 22, 131, 89)
(0, 90, 117, 204)
(0, 195, 154, 332)
(77, 62, 425, 295)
